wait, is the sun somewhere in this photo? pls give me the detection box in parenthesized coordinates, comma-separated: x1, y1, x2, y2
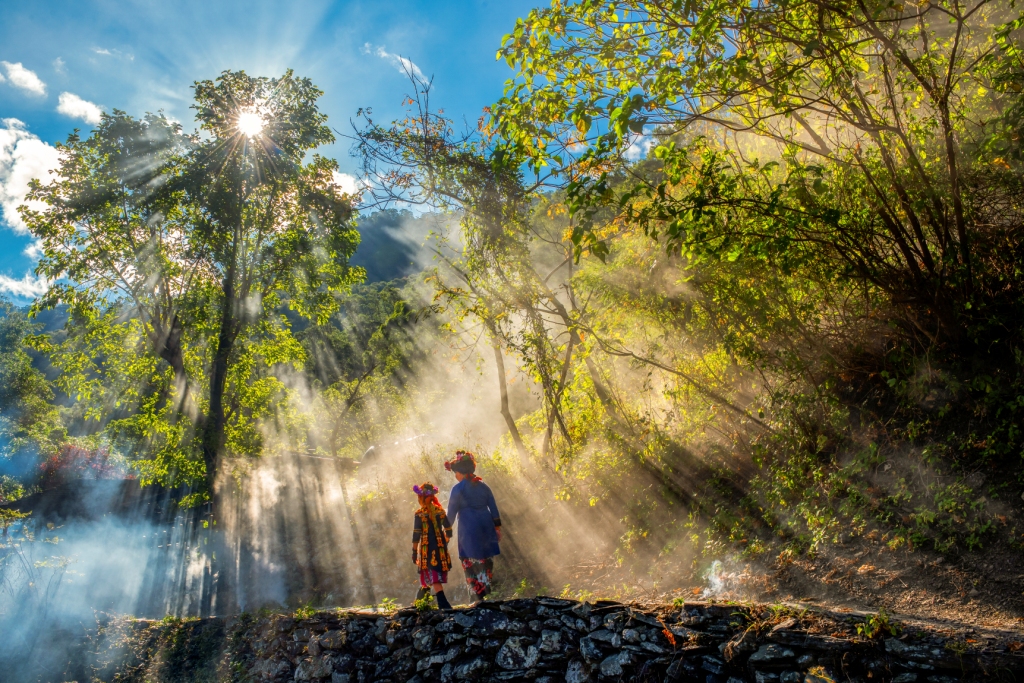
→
(236, 109, 265, 138)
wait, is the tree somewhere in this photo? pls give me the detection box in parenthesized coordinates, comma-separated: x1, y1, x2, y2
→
(25, 71, 363, 499)
(493, 0, 1024, 342)
(0, 298, 63, 473)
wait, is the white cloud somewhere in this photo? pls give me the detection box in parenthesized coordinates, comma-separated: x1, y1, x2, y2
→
(0, 119, 61, 234)
(23, 239, 43, 260)
(363, 43, 426, 83)
(332, 171, 367, 198)
(53, 57, 66, 75)
(92, 47, 134, 61)
(57, 92, 103, 125)
(0, 272, 49, 298)
(624, 134, 655, 161)
(0, 62, 47, 96)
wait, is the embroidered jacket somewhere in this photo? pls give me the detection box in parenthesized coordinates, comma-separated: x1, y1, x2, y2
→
(412, 507, 453, 572)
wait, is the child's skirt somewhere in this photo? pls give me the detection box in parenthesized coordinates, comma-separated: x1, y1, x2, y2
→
(419, 568, 448, 587)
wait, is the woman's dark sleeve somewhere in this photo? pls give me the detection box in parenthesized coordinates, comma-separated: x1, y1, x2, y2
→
(486, 485, 502, 527)
(412, 515, 422, 544)
(446, 485, 463, 522)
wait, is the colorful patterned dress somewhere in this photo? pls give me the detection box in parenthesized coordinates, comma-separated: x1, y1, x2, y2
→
(412, 506, 453, 587)
(446, 478, 501, 598)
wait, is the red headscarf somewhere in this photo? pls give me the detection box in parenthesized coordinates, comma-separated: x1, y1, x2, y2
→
(444, 450, 482, 482)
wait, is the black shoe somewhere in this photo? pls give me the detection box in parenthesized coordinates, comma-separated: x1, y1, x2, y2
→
(434, 590, 453, 610)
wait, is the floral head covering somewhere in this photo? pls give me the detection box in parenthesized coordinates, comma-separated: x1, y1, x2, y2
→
(444, 450, 476, 475)
(413, 482, 439, 497)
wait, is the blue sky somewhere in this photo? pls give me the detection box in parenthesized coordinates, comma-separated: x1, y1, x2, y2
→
(0, 0, 537, 300)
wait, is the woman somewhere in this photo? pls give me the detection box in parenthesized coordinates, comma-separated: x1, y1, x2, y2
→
(445, 450, 502, 602)
(411, 482, 454, 610)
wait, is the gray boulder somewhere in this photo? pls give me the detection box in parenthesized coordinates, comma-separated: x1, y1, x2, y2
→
(579, 636, 602, 663)
(538, 629, 561, 653)
(565, 659, 592, 683)
(495, 636, 540, 670)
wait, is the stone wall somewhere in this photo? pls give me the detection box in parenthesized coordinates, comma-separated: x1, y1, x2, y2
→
(48, 599, 1023, 683)
(244, 600, 1018, 683)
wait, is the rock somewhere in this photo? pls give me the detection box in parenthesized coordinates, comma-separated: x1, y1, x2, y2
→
(495, 637, 540, 670)
(771, 618, 798, 633)
(416, 654, 444, 672)
(599, 654, 623, 677)
(472, 610, 511, 636)
(588, 628, 615, 643)
(537, 597, 575, 608)
(437, 618, 458, 634)
(669, 624, 698, 640)
(640, 640, 666, 654)
(499, 599, 536, 618)
(307, 637, 321, 657)
(293, 629, 311, 643)
(702, 656, 726, 674)
(571, 602, 593, 618)
(538, 629, 561, 653)
(294, 655, 333, 681)
(455, 613, 476, 629)
(579, 636, 602, 663)
(329, 674, 350, 683)
(780, 671, 801, 683)
(373, 618, 388, 643)
(412, 627, 435, 652)
(330, 654, 354, 673)
(748, 644, 796, 666)
(755, 673, 780, 683)
(319, 630, 346, 649)
(621, 628, 640, 644)
(565, 658, 592, 683)
(892, 675, 918, 683)
(251, 658, 291, 681)
(454, 656, 489, 680)
(721, 629, 757, 661)
(603, 613, 627, 631)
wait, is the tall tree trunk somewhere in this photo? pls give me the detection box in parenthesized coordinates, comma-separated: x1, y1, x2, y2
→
(491, 339, 530, 464)
(201, 265, 238, 492)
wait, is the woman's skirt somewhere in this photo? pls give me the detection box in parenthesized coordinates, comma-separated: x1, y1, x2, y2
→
(461, 557, 494, 597)
(419, 568, 448, 587)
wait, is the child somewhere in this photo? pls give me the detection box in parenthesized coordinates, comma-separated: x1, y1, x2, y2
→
(411, 482, 454, 610)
